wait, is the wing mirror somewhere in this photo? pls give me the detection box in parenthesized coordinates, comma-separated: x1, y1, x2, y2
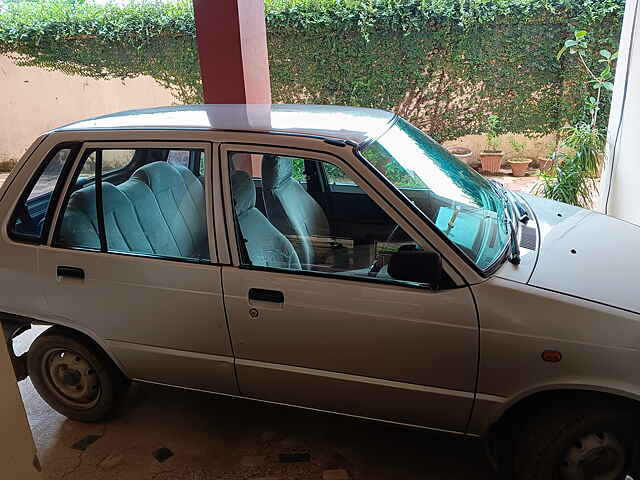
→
(388, 249, 442, 288)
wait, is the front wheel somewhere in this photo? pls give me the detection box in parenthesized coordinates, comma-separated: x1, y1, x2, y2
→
(514, 404, 638, 480)
(27, 328, 128, 422)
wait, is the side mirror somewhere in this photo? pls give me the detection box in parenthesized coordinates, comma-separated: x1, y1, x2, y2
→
(388, 249, 442, 287)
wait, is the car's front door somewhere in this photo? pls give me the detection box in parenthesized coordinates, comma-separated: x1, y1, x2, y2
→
(37, 141, 237, 395)
(219, 144, 478, 433)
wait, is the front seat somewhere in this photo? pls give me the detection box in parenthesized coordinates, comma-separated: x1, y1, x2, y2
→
(231, 171, 301, 270)
(261, 155, 330, 267)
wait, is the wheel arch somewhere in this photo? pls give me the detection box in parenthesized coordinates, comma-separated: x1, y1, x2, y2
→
(32, 324, 129, 378)
(484, 386, 640, 472)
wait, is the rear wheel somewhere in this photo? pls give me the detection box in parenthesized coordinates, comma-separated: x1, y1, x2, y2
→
(513, 404, 638, 480)
(28, 328, 128, 422)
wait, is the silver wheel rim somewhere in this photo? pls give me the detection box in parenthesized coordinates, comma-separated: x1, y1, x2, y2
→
(41, 348, 101, 409)
(560, 431, 627, 480)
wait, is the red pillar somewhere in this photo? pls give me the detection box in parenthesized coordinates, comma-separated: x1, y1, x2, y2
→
(193, 0, 272, 104)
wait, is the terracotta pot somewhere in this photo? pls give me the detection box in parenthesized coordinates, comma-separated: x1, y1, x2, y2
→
(508, 158, 532, 177)
(537, 156, 554, 172)
(479, 151, 504, 174)
(447, 146, 473, 164)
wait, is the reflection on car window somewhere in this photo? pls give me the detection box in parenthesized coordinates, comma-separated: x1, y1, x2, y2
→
(360, 118, 509, 270)
(323, 163, 357, 187)
(10, 146, 75, 241)
(55, 147, 210, 262)
(228, 152, 427, 286)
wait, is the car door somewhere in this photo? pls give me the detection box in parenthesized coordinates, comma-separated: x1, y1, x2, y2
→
(219, 143, 478, 433)
(37, 140, 237, 395)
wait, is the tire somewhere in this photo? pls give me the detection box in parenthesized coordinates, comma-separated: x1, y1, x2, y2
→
(27, 328, 128, 422)
(513, 402, 639, 480)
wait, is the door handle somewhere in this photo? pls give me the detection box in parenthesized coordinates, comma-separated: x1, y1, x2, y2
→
(57, 266, 85, 280)
(248, 288, 284, 303)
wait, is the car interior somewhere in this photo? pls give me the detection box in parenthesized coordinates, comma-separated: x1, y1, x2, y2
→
(52, 148, 210, 261)
(13, 146, 446, 283)
(230, 153, 424, 281)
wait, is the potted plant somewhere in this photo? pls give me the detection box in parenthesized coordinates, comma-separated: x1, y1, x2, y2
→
(447, 146, 473, 164)
(537, 140, 558, 172)
(507, 138, 532, 177)
(479, 114, 504, 174)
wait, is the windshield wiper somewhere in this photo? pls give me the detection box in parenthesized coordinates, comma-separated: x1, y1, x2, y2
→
(488, 180, 521, 265)
(503, 210, 521, 265)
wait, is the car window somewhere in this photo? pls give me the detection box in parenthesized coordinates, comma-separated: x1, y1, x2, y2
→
(228, 152, 426, 286)
(167, 150, 190, 169)
(10, 145, 77, 241)
(55, 147, 210, 262)
(102, 149, 135, 173)
(323, 163, 357, 188)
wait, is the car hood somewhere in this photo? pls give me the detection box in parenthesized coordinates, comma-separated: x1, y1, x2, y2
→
(516, 193, 640, 313)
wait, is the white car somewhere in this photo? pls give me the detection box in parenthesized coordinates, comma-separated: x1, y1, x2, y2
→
(2, 104, 639, 480)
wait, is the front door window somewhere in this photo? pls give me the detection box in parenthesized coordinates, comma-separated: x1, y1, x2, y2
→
(228, 152, 428, 286)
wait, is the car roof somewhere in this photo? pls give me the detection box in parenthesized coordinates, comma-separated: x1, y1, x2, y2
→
(54, 104, 397, 146)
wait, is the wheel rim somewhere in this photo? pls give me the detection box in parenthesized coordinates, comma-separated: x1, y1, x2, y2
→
(560, 431, 628, 480)
(41, 348, 101, 409)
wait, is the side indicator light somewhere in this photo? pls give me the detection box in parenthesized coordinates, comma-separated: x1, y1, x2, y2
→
(542, 350, 562, 363)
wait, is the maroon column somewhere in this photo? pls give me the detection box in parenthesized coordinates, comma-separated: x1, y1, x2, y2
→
(193, 0, 272, 104)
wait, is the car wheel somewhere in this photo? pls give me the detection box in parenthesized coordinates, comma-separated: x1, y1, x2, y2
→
(513, 404, 638, 480)
(27, 328, 128, 422)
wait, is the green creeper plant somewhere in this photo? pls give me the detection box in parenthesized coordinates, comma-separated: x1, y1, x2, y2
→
(0, 0, 625, 143)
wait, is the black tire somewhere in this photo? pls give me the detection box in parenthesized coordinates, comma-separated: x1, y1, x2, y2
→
(513, 402, 639, 480)
(27, 328, 128, 422)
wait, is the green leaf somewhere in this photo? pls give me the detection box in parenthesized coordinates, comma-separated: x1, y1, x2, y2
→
(603, 81, 615, 91)
(599, 49, 611, 59)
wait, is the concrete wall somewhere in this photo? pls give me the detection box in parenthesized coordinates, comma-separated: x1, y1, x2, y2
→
(0, 331, 41, 479)
(1, 54, 555, 168)
(599, 0, 640, 222)
(0, 55, 177, 165)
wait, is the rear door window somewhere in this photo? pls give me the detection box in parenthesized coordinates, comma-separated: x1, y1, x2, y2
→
(9, 145, 77, 242)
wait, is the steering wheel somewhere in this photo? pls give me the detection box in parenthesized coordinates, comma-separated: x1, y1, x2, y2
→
(367, 225, 415, 277)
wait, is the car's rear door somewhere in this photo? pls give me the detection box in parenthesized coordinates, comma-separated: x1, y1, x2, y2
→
(218, 143, 479, 433)
(37, 139, 237, 395)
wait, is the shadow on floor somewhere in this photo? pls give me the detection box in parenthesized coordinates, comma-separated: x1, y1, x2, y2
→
(17, 327, 495, 479)
(21, 379, 496, 480)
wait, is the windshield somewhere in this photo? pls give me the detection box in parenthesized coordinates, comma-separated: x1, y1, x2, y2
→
(360, 117, 510, 271)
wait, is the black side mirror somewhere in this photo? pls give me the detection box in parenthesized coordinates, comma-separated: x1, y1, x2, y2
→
(388, 249, 442, 287)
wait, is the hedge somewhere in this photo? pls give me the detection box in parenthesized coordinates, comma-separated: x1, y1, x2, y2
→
(0, 0, 625, 142)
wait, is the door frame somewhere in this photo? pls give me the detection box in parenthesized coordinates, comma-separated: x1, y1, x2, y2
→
(217, 142, 467, 287)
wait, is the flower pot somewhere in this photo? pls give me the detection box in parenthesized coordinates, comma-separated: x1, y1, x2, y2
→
(508, 158, 532, 177)
(537, 156, 554, 172)
(479, 151, 504, 174)
(447, 146, 473, 164)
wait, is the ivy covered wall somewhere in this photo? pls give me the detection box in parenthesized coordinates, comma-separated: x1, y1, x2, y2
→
(0, 0, 625, 142)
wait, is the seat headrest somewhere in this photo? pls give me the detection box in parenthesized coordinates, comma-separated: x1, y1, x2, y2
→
(262, 155, 294, 190)
(231, 171, 256, 215)
(132, 161, 185, 192)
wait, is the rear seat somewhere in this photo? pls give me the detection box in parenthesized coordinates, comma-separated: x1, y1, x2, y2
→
(58, 162, 209, 260)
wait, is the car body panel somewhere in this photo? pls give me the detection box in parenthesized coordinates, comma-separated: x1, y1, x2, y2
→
(55, 104, 396, 146)
(468, 276, 640, 434)
(524, 193, 640, 314)
(3, 105, 640, 441)
(222, 266, 479, 432)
